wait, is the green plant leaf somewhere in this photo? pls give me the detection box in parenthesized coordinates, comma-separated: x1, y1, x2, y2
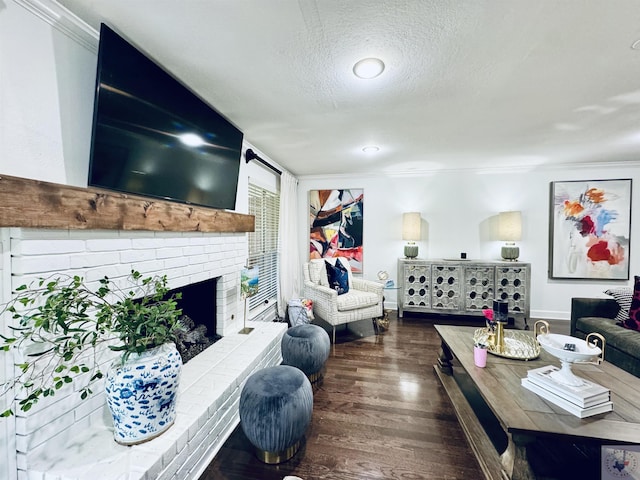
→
(0, 269, 183, 418)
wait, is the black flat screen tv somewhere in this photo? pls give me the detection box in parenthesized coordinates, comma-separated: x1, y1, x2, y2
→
(88, 23, 243, 210)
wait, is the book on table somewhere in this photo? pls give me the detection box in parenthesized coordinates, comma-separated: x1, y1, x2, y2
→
(525, 365, 610, 408)
(521, 378, 613, 418)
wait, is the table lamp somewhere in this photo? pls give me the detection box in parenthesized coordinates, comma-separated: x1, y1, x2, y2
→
(499, 211, 522, 261)
(402, 212, 421, 258)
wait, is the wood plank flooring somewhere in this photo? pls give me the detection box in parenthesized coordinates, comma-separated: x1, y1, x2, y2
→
(200, 312, 484, 480)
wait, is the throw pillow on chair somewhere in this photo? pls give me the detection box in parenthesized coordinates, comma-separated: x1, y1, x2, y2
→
(325, 259, 349, 295)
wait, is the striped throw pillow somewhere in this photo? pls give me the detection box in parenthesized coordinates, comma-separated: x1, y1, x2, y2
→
(604, 287, 633, 323)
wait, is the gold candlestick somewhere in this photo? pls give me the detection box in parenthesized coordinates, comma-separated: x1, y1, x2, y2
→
(494, 322, 506, 353)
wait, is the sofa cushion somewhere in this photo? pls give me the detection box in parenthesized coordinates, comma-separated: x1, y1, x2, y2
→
(336, 290, 379, 312)
(571, 297, 640, 378)
(608, 326, 640, 357)
(575, 316, 640, 352)
(576, 316, 626, 338)
(626, 275, 640, 331)
(604, 287, 632, 324)
(325, 259, 349, 295)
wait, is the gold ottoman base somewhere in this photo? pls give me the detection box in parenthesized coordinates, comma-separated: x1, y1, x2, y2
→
(256, 440, 301, 464)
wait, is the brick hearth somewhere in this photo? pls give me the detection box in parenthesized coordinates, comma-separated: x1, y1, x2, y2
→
(26, 321, 286, 480)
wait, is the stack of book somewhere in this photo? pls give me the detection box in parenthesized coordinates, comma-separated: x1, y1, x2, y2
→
(521, 365, 613, 418)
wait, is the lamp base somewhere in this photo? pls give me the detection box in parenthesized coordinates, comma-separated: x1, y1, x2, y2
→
(404, 244, 419, 258)
(501, 244, 520, 261)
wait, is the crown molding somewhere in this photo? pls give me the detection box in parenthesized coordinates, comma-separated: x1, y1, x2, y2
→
(297, 160, 640, 181)
(14, 0, 98, 53)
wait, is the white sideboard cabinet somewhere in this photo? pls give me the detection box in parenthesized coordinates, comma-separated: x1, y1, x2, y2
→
(397, 258, 531, 329)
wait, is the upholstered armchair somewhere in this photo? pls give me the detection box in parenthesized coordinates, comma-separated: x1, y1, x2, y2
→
(303, 259, 383, 343)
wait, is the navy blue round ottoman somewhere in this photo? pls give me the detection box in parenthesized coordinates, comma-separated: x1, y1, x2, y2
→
(239, 365, 313, 464)
(281, 324, 331, 385)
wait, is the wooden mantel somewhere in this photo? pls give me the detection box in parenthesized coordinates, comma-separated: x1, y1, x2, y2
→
(0, 174, 254, 233)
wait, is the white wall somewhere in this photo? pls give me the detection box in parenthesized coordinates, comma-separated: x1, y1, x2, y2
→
(0, 1, 96, 186)
(298, 167, 640, 320)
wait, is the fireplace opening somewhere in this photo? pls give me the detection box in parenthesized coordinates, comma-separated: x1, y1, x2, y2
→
(166, 277, 221, 363)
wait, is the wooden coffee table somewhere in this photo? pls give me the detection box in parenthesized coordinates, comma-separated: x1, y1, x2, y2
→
(434, 324, 640, 480)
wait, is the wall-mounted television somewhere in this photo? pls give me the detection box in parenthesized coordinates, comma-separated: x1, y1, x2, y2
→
(88, 23, 243, 210)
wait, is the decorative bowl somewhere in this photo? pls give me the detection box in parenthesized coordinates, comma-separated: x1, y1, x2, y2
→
(536, 333, 603, 386)
(537, 333, 601, 363)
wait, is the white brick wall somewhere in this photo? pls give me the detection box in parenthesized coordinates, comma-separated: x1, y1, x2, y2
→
(1, 230, 18, 479)
(0, 227, 281, 480)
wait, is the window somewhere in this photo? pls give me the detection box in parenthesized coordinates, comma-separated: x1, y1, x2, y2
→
(247, 183, 280, 311)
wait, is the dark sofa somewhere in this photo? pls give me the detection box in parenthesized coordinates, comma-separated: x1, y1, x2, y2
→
(571, 297, 640, 378)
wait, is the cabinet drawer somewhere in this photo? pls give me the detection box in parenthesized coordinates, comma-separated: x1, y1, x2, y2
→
(496, 266, 529, 314)
(431, 265, 461, 310)
(403, 264, 430, 307)
(464, 266, 494, 311)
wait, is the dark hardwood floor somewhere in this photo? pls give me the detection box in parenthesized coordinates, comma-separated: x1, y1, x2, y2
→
(200, 312, 484, 480)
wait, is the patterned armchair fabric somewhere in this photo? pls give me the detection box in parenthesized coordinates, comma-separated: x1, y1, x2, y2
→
(303, 259, 383, 342)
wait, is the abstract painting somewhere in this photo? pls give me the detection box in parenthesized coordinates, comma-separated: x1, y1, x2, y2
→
(549, 179, 632, 280)
(309, 189, 363, 273)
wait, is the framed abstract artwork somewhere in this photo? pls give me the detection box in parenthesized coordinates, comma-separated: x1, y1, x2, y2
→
(309, 189, 363, 273)
(549, 179, 632, 280)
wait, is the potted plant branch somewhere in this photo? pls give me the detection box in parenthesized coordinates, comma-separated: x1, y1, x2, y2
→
(0, 270, 185, 444)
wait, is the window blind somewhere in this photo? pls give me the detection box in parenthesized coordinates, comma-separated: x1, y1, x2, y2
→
(247, 183, 280, 311)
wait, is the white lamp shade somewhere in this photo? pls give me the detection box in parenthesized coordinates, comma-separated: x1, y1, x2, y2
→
(498, 211, 522, 242)
(402, 212, 422, 241)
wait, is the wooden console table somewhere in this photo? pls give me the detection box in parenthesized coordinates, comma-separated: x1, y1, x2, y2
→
(398, 258, 530, 329)
(434, 325, 640, 480)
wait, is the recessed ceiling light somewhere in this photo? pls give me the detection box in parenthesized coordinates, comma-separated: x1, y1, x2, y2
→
(353, 58, 385, 79)
(362, 145, 380, 153)
(632, 39, 640, 50)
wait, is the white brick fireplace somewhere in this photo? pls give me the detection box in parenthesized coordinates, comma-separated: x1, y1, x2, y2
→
(0, 227, 286, 480)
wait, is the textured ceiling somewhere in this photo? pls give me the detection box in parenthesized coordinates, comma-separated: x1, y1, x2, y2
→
(56, 0, 640, 177)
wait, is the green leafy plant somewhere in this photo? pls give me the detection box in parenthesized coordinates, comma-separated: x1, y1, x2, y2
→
(0, 270, 183, 417)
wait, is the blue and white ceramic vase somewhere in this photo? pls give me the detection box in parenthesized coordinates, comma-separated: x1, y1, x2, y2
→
(105, 342, 182, 445)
